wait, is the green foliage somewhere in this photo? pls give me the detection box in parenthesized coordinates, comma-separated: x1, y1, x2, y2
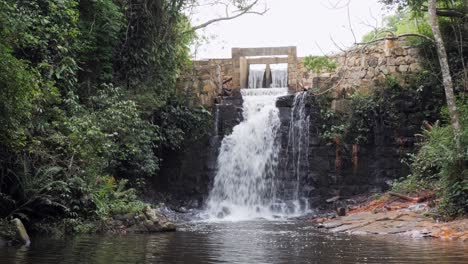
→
(0, 45, 40, 147)
(318, 108, 346, 142)
(156, 97, 212, 150)
(0, 0, 210, 232)
(347, 93, 378, 144)
(392, 100, 468, 217)
(92, 176, 145, 219)
(303, 56, 338, 73)
(318, 71, 445, 146)
(379, 0, 468, 93)
(76, 0, 125, 90)
(362, 9, 432, 44)
(317, 92, 378, 145)
(63, 86, 158, 179)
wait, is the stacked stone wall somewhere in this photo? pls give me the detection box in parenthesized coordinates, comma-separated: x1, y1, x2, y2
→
(177, 59, 233, 107)
(297, 38, 422, 112)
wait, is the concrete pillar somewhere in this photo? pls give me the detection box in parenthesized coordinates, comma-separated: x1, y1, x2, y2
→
(287, 47, 298, 91)
(265, 63, 271, 88)
(231, 48, 241, 89)
(239, 57, 248, 89)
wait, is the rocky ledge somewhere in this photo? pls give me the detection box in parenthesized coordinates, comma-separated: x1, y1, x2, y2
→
(311, 194, 467, 241)
(104, 206, 176, 234)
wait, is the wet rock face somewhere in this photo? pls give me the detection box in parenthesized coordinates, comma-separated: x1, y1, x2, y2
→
(154, 94, 243, 208)
(276, 94, 295, 108)
(276, 93, 328, 205)
(155, 89, 415, 209)
(276, 92, 412, 205)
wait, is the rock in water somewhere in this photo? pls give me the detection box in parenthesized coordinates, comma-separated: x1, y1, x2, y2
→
(117, 206, 176, 233)
(12, 218, 30, 246)
(336, 207, 347, 217)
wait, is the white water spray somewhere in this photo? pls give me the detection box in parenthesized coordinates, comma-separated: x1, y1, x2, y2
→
(271, 63, 288, 88)
(248, 65, 265, 88)
(284, 92, 311, 214)
(205, 88, 287, 220)
(205, 66, 309, 221)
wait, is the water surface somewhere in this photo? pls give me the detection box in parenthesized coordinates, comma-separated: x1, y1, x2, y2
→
(1, 221, 466, 264)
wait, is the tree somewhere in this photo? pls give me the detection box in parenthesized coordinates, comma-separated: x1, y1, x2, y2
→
(427, 0, 462, 151)
(375, 0, 465, 151)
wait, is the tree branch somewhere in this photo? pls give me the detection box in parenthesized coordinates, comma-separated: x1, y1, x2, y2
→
(356, 33, 434, 45)
(420, 7, 467, 18)
(187, 0, 267, 33)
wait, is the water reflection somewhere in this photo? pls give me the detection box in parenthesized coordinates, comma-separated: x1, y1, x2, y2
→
(0, 221, 466, 264)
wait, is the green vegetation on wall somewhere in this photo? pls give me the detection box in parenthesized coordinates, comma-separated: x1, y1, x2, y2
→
(303, 56, 338, 73)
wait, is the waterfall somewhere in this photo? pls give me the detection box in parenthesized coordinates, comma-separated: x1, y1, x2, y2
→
(205, 90, 314, 220)
(271, 64, 288, 88)
(284, 92, 311, 213)
(205, 88, 288, 220)
(248, 65, 265, 88)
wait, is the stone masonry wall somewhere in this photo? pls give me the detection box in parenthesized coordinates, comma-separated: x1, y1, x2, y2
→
(177, 40, 422, 109)
(296, 38, 422, 112)
(177, 59, 234, 107)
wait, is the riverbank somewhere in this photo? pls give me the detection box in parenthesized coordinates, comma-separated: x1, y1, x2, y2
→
(311, 193, 467, 241)
(0, 205, 176, 246)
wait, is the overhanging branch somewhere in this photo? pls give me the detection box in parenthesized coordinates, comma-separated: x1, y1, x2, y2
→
(186, 0, 267, 33)
(356, 33, 434, 45)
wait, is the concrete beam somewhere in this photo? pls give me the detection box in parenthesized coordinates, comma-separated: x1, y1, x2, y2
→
(232, 46, 296, 57)
(246, 57, 289, 65)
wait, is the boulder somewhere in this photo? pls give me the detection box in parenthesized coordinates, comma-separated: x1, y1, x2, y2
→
(276, 95, 295, 108)
(160, 221, 176, 232)
(336, 207, 347, 216)
(0, 237, 6, 247)
(109, 206, 177, 234)
(12, 218, 30, 246)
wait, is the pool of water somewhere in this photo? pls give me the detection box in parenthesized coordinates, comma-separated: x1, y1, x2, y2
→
(1, 221, 467, 264)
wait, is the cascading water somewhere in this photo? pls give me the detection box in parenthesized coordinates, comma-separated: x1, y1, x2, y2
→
(271, 64, 288, 88)
(248, 65, 265, 88)
(205, 66, 309, 221)
(283, 92, 311, 214)
(205, 88, 287, 220)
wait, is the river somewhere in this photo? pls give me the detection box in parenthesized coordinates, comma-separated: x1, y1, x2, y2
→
(1, 220, 467, 264)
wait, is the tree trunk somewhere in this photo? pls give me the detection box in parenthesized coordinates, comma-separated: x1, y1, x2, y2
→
(427, 0, 462, 152)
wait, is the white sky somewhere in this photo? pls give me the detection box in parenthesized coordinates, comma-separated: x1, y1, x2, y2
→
(190, 0, 391, 59)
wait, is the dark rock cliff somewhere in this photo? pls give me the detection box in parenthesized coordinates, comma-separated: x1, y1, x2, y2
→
(152, 95, 243, 207)
(154, 90, 421, 209)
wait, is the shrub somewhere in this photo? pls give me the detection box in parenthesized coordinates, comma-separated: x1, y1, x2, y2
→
(303, 56, 338, 73)
(392, 100, 467, 217)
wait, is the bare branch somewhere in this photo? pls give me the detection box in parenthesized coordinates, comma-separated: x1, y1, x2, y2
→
(346, 3, 357, 44)
(314, 41, 327, 56)
(324, 0, 350, 10)
(356, 33, 434, 45)
(187, 0, 267, 33)
(330, 35, 347, 52)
